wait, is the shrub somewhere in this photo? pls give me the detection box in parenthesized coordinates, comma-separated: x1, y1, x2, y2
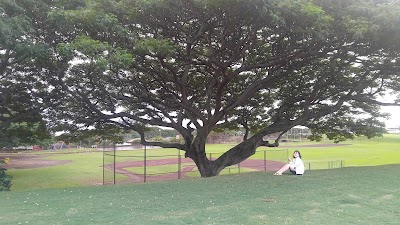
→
(0, 158, 12, 191)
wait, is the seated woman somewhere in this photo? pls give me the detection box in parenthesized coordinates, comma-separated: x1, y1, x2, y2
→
(274, 150, 304, 175)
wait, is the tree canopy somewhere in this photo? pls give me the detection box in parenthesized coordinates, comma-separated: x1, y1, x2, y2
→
(2, 0, 400, 176)
(0, 0, 51, 149)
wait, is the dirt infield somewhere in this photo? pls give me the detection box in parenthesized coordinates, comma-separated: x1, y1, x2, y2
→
(1, 154, 71, 169)
(104, 158, 198, 183)
(103, 158, 286, 183)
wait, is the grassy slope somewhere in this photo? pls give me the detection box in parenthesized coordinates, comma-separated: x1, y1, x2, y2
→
(1, 165, 399, 225)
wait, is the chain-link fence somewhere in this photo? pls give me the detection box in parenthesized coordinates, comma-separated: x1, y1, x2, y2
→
(103, 147, 291, 184)
(305, 160, 345, 170)
(102, 146, 346, 185)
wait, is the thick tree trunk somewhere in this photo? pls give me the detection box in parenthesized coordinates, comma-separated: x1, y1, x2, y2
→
(190, 149, 218, 177)
(185, 133, 220, 177)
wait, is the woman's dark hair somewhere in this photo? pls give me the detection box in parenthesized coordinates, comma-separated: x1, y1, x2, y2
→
(294, 150, 302, 159)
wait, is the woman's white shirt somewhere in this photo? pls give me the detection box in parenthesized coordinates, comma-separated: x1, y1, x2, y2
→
(290, 157, 304, 175)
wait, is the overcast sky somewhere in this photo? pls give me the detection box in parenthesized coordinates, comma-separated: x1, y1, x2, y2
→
(381, 106, 400, 128)
(379, 94, 400, 128)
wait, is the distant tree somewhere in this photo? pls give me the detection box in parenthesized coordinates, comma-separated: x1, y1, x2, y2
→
(54, 124, 128, 146)
(6, 0, 400, 177)
(0, 157, 12, 191)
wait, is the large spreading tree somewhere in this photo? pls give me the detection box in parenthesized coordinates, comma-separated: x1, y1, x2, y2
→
(5, 0, 400, 176)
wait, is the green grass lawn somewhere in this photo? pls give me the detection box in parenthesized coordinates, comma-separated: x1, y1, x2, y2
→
(3, 134, 400, 191)
(286, 134, 400, 167)
(1, 165, 399, 225)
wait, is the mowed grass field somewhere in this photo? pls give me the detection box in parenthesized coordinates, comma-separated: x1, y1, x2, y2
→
(1, 165, 399, 225)
(3, 134, 400, 191)
(0, 134, 399, 224)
